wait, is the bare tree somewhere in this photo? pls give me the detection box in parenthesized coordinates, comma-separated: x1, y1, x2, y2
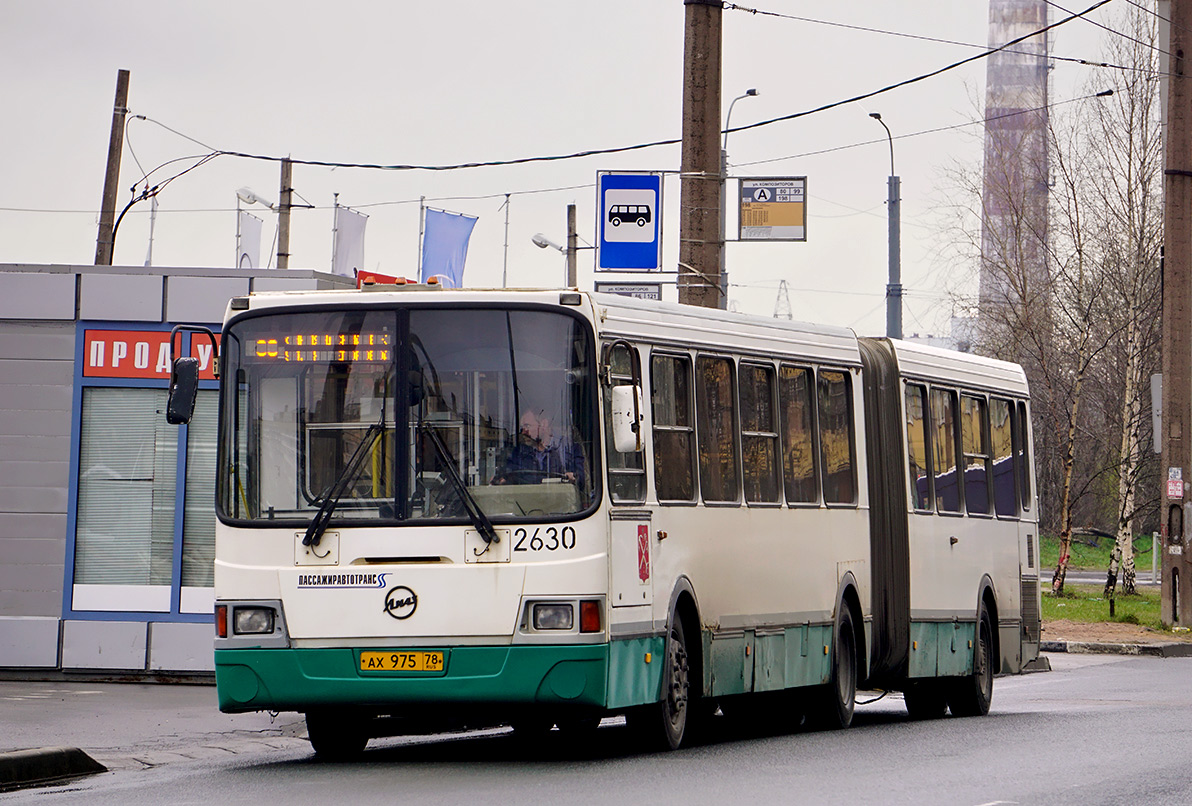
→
(1083, 8, 1164, 598)
(938, 4, 1163, 596)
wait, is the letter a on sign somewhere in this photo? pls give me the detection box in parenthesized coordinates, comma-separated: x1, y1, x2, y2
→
(637, 525, 650, 582)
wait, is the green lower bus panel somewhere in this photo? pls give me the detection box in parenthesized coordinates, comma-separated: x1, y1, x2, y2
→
(909, 622, 940, 678)
(937, 621, 976, 677)
(215, 644, 610, 714)
(785, 624, 832, 689)
(753, 633, 786, 692)
(606, 636, 666, 710)
(708, 634, 751, 697)
(908, 622, 976, 678)
(704, 625, 832, 698)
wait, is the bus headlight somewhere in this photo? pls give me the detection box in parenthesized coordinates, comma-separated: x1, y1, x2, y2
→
(532, 603, 574, 631)
(233, 606, 275, 635)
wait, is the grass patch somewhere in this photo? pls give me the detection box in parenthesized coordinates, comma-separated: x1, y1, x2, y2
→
(1039, 533, 1157, 572)
(1043, 582, 1163, 630)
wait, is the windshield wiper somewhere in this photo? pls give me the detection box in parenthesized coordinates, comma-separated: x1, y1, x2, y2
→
(302, 422, 384, 548)
(421, 423, 499, 545)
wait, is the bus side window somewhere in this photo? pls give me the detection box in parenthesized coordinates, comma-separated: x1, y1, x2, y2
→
(905, 383, 931, 511)
(961, 394, 991, 515)
(818, 369, 856, 505)
(603, 342, 646, 503)
(651, 354, 697, 502)
(990, 398, 1017, 517)
(930, 388, 962, 513)
(1016, 400, 1033, 512)
(740, 362, 780, 504)
(696, 355, 740, 504)
(779, 365, 818, 505)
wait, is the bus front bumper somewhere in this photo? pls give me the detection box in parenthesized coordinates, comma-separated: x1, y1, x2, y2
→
(215, 644, 612, 714)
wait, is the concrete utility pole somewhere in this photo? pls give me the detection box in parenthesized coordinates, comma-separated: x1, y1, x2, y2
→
(678, 0, 722, 308)
(94, 69, 130, 266)
(1162, 0, 1192, 626)
(566, 203, 578, 288)
(277, 158, 293, 269)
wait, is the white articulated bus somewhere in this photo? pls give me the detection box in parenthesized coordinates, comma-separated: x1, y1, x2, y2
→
(165, 286, 1040, 755)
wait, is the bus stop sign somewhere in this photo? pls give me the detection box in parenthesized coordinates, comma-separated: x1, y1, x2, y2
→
(597, 171, 663, 271)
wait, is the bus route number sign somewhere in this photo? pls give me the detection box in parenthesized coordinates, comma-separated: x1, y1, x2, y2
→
(739, 177, 807, 242)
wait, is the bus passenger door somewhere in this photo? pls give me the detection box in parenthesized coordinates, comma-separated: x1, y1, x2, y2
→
(602, 340, 654, 612)
(1015, 401, 1041, 664)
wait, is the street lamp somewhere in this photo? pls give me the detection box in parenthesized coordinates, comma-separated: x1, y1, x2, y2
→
(870, 112, 902, 340)
(720, 88, 759, 311)
(532, 203, 584, 288)
(236, 187, 275, 210)
(236, 187, 277, 270)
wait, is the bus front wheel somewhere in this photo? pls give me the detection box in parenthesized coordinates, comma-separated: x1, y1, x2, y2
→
(633, 611, 692, 750)
(306, 709, 368, 760)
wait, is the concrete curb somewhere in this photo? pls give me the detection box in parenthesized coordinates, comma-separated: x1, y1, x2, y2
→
(1041, 640, 1192, 658)
(0, 747, 106, 792)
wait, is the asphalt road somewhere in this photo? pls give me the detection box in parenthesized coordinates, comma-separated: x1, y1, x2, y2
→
(1062, 568, 1158, 586)
(4, 654, 1192, 805)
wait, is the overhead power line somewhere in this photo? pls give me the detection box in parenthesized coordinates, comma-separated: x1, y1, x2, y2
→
(132, 0, 1114, 175)
(723, 1, 1140, 72)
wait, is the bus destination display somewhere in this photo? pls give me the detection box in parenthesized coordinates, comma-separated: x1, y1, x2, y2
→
(248, 332, 392, 364)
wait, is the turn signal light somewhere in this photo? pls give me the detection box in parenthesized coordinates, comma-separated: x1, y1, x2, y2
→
(580, 600, 602, 633)
(215, 604, 228, 638)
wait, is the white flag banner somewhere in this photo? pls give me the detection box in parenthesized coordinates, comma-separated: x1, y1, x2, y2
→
(332, 205, 368, 278)
(237, 210, 263, 269)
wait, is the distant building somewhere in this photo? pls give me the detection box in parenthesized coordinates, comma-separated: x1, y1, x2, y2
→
(0, 263, 352, 676)
(903, 317, 976, 354)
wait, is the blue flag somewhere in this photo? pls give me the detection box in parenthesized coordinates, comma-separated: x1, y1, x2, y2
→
(420, 208, 478, 287)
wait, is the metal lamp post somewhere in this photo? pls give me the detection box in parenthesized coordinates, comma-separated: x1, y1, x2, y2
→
(720, 88, 758, 311)
(870, 112, 902, 340)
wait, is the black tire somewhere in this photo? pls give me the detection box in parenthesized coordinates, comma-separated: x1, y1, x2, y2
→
(636, 217, 647, 227)
(809, 606, 858, 730)
(510, 715, 556, 741)
(633, 611, 692, 750)
(949, 604, 994, 717)
(611, 218, 621, 227)
(903, 681, 949, 720)
(306, 709, 368, 760)
(555, 716, 602, 739)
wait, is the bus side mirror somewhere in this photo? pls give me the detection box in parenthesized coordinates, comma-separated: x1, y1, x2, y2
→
(611, 385, 643, 453)
(166, 357, 201, 425)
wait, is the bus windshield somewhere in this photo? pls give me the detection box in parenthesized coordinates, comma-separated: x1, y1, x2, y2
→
(218, 306, 598, 525)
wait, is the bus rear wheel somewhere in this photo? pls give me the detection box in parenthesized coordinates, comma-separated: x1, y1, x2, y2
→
(306, 709, 368, 760)
(948, 604, 994, 717)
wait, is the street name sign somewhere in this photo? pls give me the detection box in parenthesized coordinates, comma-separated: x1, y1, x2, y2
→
(594, 281, 662, 300)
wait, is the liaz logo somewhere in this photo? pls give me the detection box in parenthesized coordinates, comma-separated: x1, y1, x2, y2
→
(383, 586, 418, 620)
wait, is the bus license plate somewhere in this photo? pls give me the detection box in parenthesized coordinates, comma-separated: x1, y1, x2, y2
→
(359, 650, 444, 672)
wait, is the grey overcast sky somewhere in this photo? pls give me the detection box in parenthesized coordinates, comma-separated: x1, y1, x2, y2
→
(0, 1, 1119, 335)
